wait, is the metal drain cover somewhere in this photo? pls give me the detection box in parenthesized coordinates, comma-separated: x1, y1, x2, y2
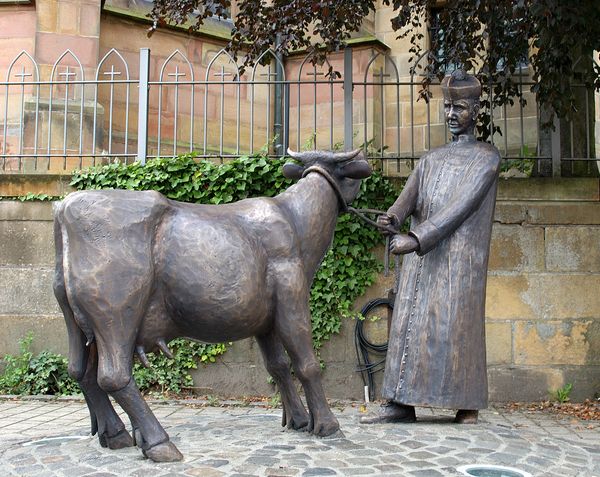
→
(457, 465, 532, 477)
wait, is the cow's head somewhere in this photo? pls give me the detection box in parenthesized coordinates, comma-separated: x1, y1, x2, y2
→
(283, 149, 372, 209)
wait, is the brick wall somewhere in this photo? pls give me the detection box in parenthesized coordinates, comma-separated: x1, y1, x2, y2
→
(0, 178, 598, 402)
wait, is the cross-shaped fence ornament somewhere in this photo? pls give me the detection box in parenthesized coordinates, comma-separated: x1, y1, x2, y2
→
(213, 67, 232, 80)
(14, 66, 32, 82)
(259, 69, 278, 80)
(58, 66, 77, 82)
(167, 65, 187, 82)
(102, 65, 122, 80)
(373, 69, 391, 83)
(305, 71, 324, 79)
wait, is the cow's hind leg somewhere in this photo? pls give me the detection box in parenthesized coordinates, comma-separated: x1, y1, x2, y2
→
(53, 250, 132, 449)
(63, 316, 131, 448)
(95, 338, 183, 462)
(257, 331, 310, 430)
(81, 343, 134, 449)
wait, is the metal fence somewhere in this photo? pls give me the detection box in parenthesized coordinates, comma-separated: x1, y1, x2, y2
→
(1, 46, 598, 176)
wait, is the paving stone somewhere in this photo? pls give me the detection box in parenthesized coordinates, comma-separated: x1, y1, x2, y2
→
(408, 451, 437, 459)
(409, 469, 445, 476)
(426, 446, 455, 455)
(245, 456, 280, 466)
(342, 468, 376, 475)
(434, 456, 462, 466)
(400, 440, 428, 449)
(301, 468, 337, 476)
(200, 459, 229, 467)
(264, 467, 300, 476)
(0, 399, 597, 476)
(403, 460, 432, 469)
(184, 468, 225, 477)
(346, 457, 379, 465)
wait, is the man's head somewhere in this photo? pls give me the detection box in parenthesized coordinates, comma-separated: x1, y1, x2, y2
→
(441, 70, 481, 137)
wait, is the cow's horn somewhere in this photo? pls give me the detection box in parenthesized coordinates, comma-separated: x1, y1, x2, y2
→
(332, 148, 362, 162)
(286, 148, 303, 160)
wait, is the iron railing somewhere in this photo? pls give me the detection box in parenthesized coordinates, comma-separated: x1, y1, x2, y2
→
(1, 46, 598, 176)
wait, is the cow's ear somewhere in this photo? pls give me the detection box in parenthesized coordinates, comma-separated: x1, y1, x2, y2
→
(282, 162, 305, 179)
(339, 160, 372, 179)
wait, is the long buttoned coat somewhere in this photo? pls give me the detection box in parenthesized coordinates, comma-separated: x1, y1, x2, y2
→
(381, 134, 500, 410)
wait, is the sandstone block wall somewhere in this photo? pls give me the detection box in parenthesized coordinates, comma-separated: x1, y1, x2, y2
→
(485, 178, 600, 402)
(0, 178, 598, 402)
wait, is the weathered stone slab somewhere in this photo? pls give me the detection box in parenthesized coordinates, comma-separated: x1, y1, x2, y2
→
(526, 202, 600, 225)
(487, 366, 564, 402)
(514, 320, 598, 366)
(494, 201, 600, 225)
(0, 200, 55, 221)
(0, 221, 55, 266)
(497, 178, 599, 201)
(485, 321, 512, 365)
(486, 274, 600, 320)
(488, 365, 600, 402)
(489, 224, 544, 271)
(190, 350, 276, 397)
(0, 176, 74, 197)
(545, 226, 600, 272)
(0, 268, 60, 315)
(0, 314, 66, 357)
(486, 275, 535, 320)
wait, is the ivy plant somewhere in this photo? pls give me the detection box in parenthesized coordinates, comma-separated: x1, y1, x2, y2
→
(0, 333, 79, 396)
(133, 339, 227, 395)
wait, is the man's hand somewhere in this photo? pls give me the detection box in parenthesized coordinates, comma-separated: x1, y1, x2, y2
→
(390, 234, 419, 255)
(376, 213, 398, 234)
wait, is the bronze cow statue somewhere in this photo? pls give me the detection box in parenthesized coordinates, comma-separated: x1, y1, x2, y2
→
(53, 149, 371, 462)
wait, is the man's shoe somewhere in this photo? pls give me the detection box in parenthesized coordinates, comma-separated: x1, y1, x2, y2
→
(359, 402, 416, 424)
(454, 409, 478, 424)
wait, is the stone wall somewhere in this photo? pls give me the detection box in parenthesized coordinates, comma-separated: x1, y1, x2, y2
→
(0, 178, 598, 402)
(486, 178, 600, 402)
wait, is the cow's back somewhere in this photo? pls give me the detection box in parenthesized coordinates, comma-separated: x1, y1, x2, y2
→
(57, 190, 170, 336)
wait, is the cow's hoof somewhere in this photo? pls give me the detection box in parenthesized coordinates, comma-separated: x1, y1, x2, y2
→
(313, 418, 340, 437)
(321, 428, 345, 439)
(284, 410, 310, 431)
(105, 429, 134, 449)
(143, 441, 183, 462)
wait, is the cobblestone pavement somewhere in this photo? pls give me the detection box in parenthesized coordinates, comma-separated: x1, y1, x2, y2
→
(0, 397, 598, 476)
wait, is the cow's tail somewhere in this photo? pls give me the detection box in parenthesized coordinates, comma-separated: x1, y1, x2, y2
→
(53, 200, 95, 370)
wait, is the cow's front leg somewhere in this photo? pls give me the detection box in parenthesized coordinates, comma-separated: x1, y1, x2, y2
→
(257, 331, 310, 430)
(274, 265, 340, 437)
(96, 339, 183, 462)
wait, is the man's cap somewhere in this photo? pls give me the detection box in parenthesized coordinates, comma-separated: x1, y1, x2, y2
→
(441, 70, 481, 100)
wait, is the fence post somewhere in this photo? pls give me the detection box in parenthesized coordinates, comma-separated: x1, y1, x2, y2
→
(137, 48, 150, 164)
(274, 37, 284, 156)
(344, 47, 353, 152)
(551, 114, 561, 177)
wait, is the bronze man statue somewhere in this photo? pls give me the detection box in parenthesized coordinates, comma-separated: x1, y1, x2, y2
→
(361, 70, 500, 425)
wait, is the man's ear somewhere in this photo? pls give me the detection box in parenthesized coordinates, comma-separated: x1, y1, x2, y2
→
(471, 102, 480, 119)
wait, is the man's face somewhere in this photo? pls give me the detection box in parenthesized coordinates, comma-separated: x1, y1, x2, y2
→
(444, 99, 478, 136)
